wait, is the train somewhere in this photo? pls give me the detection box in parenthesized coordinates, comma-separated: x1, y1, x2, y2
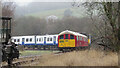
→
(11, 30, 91, 51)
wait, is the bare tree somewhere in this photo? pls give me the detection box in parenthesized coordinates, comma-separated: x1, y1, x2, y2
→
(72, 2, 120, 51)
(2, 0, 15, 17)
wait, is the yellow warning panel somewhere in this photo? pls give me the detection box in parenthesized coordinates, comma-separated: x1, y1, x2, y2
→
(69, 39, 75, 47)
(59, 39, 75, 47)
(59, 39, 64, 47)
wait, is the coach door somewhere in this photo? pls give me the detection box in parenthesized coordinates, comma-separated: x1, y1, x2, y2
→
(54, 36, 56, 45)
(44, 37, 46, 45)
(22, 38, 25, 45)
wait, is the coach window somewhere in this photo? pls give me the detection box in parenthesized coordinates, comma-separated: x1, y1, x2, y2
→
(41, 38, 43, 41)
(83, 38, 85, 41)
(14, 39, 16, 42)
(26, 38, 28, 42)
(39, 38, 41, 42)
(83, 38, 84, 41)
(17, 39, 20, 42)
(70, 35, 74, 39)
(81, 37, 82, 40)
(86, 38, 87, 41)
(65, 34, 68, 39)
(47, 38, 49, 41)
(30, 38, 32, 42)
(37, 38, 38, 41)
(60, 35, 64, 39)
(84, 38, 86, 41)
(77, 36, 78, 40)
(50, 37, 52, 41)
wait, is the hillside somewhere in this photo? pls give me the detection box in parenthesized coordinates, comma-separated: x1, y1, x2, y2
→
(26, 7, 87, 19)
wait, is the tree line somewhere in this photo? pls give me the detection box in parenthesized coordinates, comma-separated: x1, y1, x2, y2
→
(12, 16, 94, 36)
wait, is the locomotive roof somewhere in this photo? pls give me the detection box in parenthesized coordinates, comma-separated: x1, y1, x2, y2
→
(59, 30, 87, 38)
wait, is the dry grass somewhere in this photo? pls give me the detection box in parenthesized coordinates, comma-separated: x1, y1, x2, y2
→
(26, 49, 118, 66)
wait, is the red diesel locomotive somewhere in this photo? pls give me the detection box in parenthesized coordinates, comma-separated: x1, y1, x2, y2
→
(58, 30, 89, 51)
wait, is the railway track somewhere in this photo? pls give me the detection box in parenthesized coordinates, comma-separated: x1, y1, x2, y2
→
(1, 55, 41, 68)
(1, 51, 63, 68)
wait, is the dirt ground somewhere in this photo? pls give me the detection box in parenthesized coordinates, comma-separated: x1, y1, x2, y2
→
(22, 49, 118, 66)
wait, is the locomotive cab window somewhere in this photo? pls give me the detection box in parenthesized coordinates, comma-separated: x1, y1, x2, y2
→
(65, 34, 68, 39)
(70, 35, 74, 39)
(60, 35, 64, 39)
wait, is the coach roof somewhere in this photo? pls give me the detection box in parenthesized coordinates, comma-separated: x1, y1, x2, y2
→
(59, 30, 87, 38)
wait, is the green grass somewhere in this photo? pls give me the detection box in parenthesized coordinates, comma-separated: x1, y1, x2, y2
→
(20, 50, 53, 57)
(25, 7, 87, 19)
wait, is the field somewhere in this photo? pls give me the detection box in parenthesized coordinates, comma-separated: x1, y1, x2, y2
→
(21, 49, 118, 66)
(19, 50, 54, 57)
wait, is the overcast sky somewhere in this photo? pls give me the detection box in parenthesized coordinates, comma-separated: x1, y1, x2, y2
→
(13, 0, 82, 6)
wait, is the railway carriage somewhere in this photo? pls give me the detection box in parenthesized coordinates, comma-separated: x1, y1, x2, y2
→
(36, 34, 58, 49)
(11, 36, 23, 45)
(58, 30, 89, 51)
(11, 34, 58, 50)
(12, 36, 35, 46)
(36, 34, 58, 45)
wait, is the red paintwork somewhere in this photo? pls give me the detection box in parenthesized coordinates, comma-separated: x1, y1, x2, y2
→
(64, 34, 65, 39)
(58, 33, 88, 48)
(76, 36, 88, 47)
(68, 34, 70, 39)
(58, 36, 60, 47)
(74, 36, 77, 47)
